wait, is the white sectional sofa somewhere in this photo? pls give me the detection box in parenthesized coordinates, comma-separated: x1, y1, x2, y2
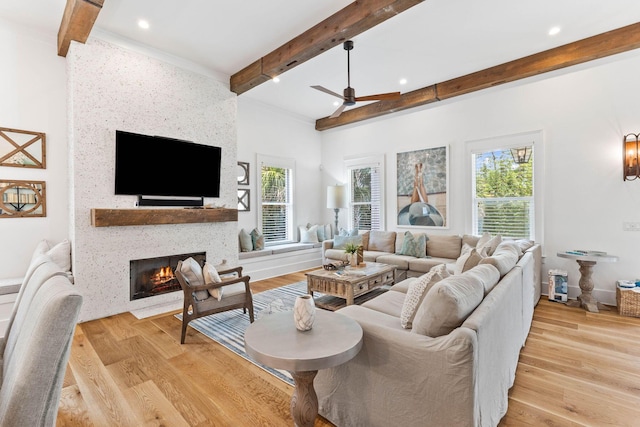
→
(315, 238, 542, 427)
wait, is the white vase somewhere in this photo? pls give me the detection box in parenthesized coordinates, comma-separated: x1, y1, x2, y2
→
(293, 295, 315, 331)
(350, 253, 357, 267)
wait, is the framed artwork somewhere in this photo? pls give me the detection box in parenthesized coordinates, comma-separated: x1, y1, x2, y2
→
(237, 161, 249, 185)
(238, 189, 250, 211)
(396, 146, 448, 228)
(0, 180, 46, 218)
(0, 127, 46, 169)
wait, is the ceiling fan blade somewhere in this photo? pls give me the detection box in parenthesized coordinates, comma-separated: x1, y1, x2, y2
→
(311, 85, 345, 100)
(329, 104, 347, 118)
(354, 92, 401, 102)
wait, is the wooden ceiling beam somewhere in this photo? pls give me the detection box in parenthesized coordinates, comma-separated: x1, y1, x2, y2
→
(58, 0, 104, 57)
(316, 21, 640, 131)
(230, 0, 425, 95)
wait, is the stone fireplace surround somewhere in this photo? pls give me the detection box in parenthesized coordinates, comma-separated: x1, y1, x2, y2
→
(67, 38, 238, 322)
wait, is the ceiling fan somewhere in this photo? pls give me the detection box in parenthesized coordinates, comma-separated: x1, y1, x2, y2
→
(311, 40, 401, 118)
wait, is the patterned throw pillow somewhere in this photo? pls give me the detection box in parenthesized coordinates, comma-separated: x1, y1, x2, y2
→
(396, 231, 428, 258)
(400, 264, 450, 329)
(250, 228, 264, 250)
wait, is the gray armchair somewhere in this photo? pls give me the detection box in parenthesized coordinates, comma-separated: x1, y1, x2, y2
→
(175, 259, 254, 344)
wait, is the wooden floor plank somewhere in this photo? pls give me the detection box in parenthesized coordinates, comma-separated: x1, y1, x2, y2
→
(58, 276, 640, 427)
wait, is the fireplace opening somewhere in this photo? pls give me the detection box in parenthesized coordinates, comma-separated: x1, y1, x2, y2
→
(130, 252, 205, 301)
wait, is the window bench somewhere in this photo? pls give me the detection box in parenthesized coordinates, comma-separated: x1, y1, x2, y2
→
(239, 242, 323, 281)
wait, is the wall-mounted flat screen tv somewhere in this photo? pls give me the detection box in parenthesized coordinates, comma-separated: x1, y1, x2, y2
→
(115, 130, 221, 198)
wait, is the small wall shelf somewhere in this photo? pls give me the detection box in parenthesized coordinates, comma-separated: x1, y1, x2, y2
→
(91, 208, 237, 227)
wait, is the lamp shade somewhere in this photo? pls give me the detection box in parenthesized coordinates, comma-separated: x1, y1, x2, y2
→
(327, 185, 348, 209)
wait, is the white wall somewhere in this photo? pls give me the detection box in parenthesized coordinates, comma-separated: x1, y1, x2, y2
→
(0, 19, 68, 278)
(67, 38, 238, 322)
(319, 51, 640, 305)
(237, 98, 323, 234)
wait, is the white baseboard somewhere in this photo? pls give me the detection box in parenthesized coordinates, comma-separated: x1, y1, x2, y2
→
(242, 247, 322, 282)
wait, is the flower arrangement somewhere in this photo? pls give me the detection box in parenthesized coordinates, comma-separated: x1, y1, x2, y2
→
(344, 242, 360, 255)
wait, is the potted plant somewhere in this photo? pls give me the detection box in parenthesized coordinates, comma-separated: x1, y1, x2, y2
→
(344, 242, 360, 267)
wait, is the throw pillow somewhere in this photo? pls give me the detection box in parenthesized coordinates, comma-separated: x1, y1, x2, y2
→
(411, 274, 484, 337)
(400, 264, 450, 329)
(239, 229, 253, 252)
(361, 231, 370, 250)
(180, 257, 208, 301)
(333, 235, 363, 250)
(32, 239, 72, 272)
(324, 224, 333, 240)
(454, 244, 484, 275)
(396, 231, 427, 258)
(339, 228, 358, 237)
(481, 234, 502, 256)
(368, 231, 396, 253)
(250, 228, 264, 250)
(203, 262, 223, 300)
(299, 225, 319, 243)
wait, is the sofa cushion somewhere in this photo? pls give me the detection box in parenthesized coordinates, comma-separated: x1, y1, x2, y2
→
(375, 254, 414, 270)
(464, 264, 500, 296)
(412, 274, 484, 337)
(390, 277, 417, 294)
(400, 264, 449, 329)
(368, 231, 396, 253)
(239, 229, 253, 252)
(478, 241, 520, 276)
(361, 288, 406, 318)
(363, 251, 391, 262)
(426, 235, 462, 259)
(407, 257, 455, 274)
(454, 244, 485, 275)
(462, 234, 481, 248)
(395, 231, 427, 258)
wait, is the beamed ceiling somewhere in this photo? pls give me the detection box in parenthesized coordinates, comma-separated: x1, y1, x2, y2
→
(32, 0, 640, 130)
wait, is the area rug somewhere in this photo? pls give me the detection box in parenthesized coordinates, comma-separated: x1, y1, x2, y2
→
(175, 280, 389, 385)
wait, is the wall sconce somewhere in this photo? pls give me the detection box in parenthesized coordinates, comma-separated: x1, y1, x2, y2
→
(510, 146, 532, 164)
(327, 184, 348, 234)
(623, 133, 640, 181)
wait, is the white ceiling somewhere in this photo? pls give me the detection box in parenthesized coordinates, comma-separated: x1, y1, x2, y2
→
(2, 0, 640, 122)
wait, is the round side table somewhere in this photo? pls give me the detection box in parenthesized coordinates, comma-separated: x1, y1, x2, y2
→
(244, 309, 363, 427)
(557, 252, 618, 312)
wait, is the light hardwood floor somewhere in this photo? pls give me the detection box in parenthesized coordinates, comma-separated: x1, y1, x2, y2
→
(57, 271, 640, 426)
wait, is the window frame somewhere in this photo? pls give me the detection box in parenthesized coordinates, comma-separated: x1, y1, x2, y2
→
(257, 154, 296, 245)
(344, 154, 385, 231)
(465, 131, 544, 243)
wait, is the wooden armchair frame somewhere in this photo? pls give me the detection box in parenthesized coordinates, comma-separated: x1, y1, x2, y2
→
(175, 262, 254, 344)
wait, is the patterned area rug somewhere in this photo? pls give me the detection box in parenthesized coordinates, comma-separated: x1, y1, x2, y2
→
(175, 280, 388, 385)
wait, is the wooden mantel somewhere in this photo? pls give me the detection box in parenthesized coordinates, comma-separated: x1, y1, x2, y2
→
(91, 208, 237, 227)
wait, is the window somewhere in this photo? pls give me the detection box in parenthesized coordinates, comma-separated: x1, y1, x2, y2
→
(472, 146, 534, 239)
(258, 155, 294, 244)
(346, 155, 384, 231)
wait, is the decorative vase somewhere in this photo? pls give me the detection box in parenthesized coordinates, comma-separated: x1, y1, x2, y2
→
(293, 295, 316, 331)
(350, 253, 357, 267)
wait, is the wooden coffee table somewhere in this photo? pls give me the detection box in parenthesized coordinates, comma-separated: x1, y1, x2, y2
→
(306, 262, 396, 310)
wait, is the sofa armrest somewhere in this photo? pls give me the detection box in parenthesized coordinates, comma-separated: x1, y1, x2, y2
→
(316, 306, 478, 426)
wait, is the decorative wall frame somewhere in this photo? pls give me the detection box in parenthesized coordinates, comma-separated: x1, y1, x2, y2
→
(237, 161, 250, 185)
(396, 146, 449, 228)
(0, 180, 46, 218)
(238, 189, 250, 211)
(0, 127, 46, 169)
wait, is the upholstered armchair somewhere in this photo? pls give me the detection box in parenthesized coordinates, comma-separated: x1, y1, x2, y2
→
(175, 258, 254, 344)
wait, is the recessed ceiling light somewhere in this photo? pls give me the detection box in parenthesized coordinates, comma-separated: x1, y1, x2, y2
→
(399, 78, 408, 85)
(333, 101, 340, 107)
(138, 19, 150, 30)
(272, 77, 280, 83)
(548, 26, 561, 36)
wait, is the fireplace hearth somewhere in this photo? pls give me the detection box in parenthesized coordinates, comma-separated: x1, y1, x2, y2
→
(130, 252, 205, 300)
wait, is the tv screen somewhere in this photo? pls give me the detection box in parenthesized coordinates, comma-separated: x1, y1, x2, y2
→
(115, 130, 221, 198)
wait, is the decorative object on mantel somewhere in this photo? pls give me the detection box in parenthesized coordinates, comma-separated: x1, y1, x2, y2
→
(510, 146, 533, 164)
(237, 189, 250, 211)
(0, 180, 46, 218)
(327, 184, 348, 233)
(293, 294, 316, 331)
(0, 127, 46, 169)
(623, 133, 639, 181)
(237, 161, 250, 185)
(90, 207, 237, 227)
